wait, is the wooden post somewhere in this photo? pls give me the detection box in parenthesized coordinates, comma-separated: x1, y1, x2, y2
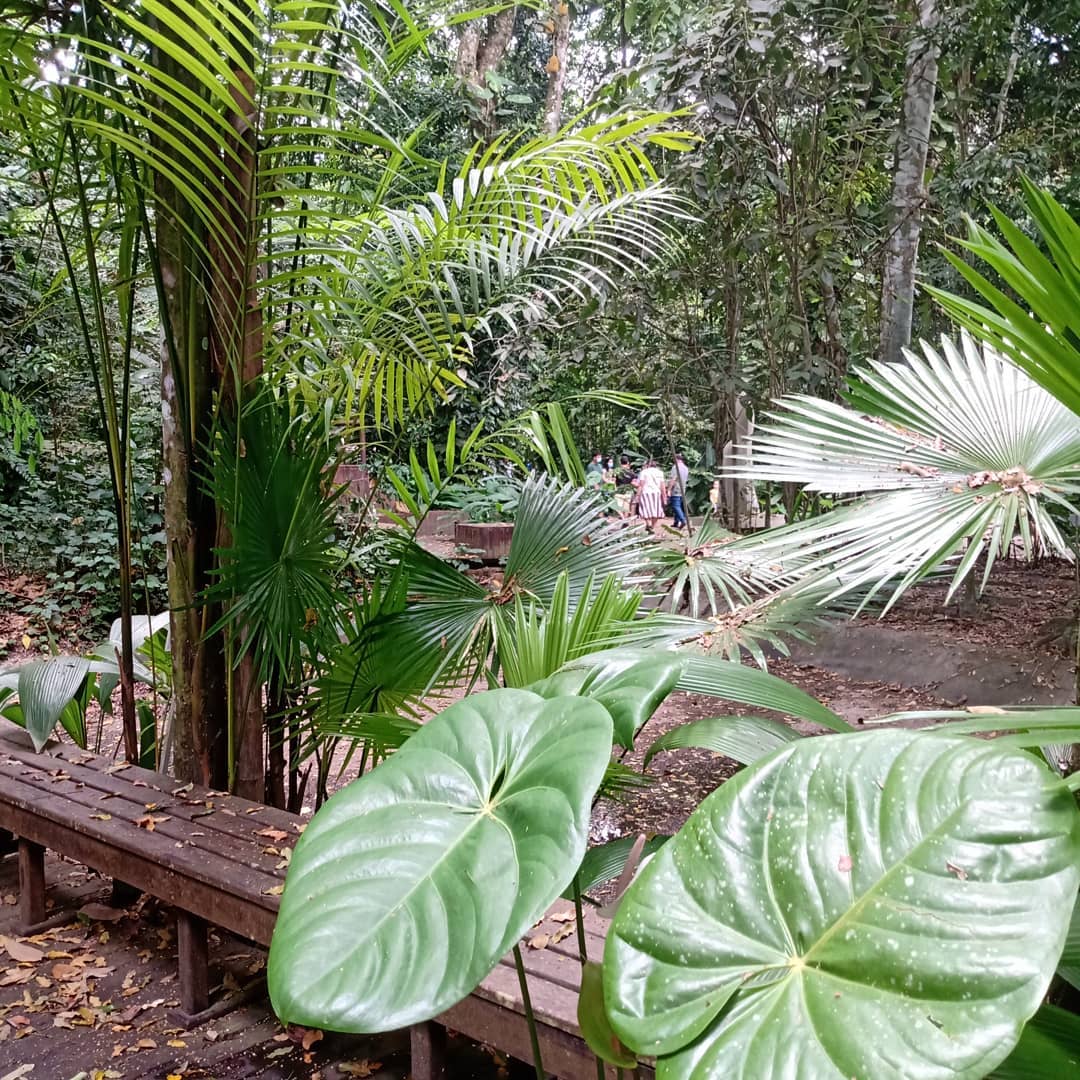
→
(177, 910, 210, 1017)
(17, 838, 45, 930)
(410, 1022, 447, 1080)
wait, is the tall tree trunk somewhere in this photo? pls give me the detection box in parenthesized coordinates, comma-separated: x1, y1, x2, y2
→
(210, 50, 265, 801)
(543, 1, 571, 134)
(879, 0, 940, 365)
(151, 17, 228, 788)
(457, 8, 517, 142)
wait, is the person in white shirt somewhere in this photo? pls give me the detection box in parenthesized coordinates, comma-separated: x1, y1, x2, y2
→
(635, 459, 667, 534)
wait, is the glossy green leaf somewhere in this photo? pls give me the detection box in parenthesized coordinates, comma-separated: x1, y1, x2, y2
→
(1057, 892, 1080, 992)
(268, 688, 614, 1033)
(605, 730, 1080, 1078)
(13, 658, 93, 750)
(579, 961, 637, 1068)
(643, 714, 801, 768)
(991, 1005, 1080, 1077)
(532, 651, 684, 748)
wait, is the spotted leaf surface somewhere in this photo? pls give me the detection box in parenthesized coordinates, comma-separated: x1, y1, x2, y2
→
(605, 730, 1080, 1079)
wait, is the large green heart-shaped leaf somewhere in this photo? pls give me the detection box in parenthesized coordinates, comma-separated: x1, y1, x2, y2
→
(605, 730, 1080, 1079)
(268, 688, 613, 1033)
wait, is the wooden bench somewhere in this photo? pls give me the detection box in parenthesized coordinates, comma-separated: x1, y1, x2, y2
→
(0, 728, 645, 1079)
(0, 726, 298, 1023)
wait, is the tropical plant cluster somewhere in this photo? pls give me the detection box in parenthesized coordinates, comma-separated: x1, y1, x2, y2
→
(1, 1, 1080, 1078)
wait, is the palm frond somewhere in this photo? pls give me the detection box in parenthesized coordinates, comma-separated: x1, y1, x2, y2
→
(927, 179, 1080, 417)
(732, 335, 1080, 609)
(205, 386, 347, 680)
(503, 473, 652, 604)
(6, 3, 691, 429)
(647, 514, 806, 618)
(641, 584, 836, 669)
(495, 573, 644, 688)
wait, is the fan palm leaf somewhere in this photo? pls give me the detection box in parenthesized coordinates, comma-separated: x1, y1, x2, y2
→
(731, 335, 1080, 609)
(205, 386, 347, 682)
(647, 514, 807, 618)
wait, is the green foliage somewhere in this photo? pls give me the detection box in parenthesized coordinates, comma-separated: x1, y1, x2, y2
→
(929, 180, 1080, 418)
(0, 454, 166, 630)
(605, 729, 1080, 1078)
(437, 472, 524, 523)
(0, 613, 170, 751)
(736, 334, 1080, 609)
(206, 388, 347, 683)
(496, 573, 651, 690)
(268, 687, 613, 1032)
(643, 713, 801, 768)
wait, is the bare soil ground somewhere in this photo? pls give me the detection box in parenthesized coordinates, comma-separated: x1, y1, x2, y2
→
(1, 556, 1075, 1078)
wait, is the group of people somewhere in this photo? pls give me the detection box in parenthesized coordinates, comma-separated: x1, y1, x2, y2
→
(585, 452, 690, 534)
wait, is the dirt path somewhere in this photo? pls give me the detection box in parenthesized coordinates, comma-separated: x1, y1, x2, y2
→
(1, 557, 1075, 1076)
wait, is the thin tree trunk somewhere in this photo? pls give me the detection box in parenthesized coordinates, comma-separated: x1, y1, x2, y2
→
(820, 266, 846, 393)
(210, 57, 265, 802)
(879, 0, 940, 365)
(993, 12, 1024, 138)
(543, 1, 571, 134)
(153, 130, 228, 784)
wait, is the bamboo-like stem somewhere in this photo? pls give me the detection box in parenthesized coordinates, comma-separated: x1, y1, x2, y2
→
(512, 943, 545, 1080)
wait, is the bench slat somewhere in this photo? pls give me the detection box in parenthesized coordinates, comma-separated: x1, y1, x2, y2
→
(0, 754, 287, 896)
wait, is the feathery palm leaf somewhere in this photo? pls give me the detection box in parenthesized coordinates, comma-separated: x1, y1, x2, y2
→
(732, 335, 1080, 609)
(4, 2, 691, 428)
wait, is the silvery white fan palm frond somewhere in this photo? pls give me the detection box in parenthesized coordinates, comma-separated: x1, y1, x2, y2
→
(729, 335, 1080, 609)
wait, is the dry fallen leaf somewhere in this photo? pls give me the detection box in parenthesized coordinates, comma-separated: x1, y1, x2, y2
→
(527, 933, 551, 950)
(257, 828, 289, 843)
(340, 1061, 382, 1078)
(262, 885, 284, 896)
(79, 903, 125, 923)
(167, 1038, 187, 1048)
(301, 1028, 324, 1051)
(0, 969, 35, 987)
(0, 937, 43, 963)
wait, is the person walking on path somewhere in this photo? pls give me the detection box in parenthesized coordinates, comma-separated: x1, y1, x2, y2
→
(669, 452, 689, 530)
(636, 459, 667, 534)
(614, 455, 637, 518)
